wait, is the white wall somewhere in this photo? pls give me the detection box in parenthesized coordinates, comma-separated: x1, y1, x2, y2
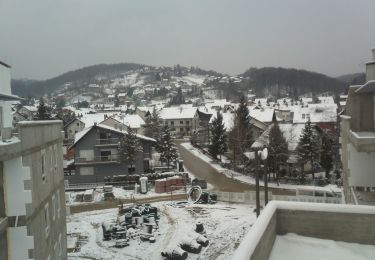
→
(0, 100, 13, 128)
(7, 226, 34, 260)
(0, 64, 11, 95)
(347, 143, 375, 187)
(4, 157, 32, 216)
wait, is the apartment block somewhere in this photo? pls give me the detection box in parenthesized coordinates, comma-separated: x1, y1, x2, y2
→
(0, 61, 67, 260)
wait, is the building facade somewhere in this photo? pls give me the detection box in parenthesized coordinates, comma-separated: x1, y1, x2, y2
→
(0, 61, 67, 260)
(68, 124, 154, 184)
(341, 48, 375, 204)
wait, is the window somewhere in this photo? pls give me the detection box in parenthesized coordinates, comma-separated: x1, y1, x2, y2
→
(180, 128, 183, 132)
(44, 203, 50, 237)
(187, 127, 190, 132)
(52, 194, 56, 220)
(76, 122, 79, 126)
(41, 149, 46, 183)
(186, 121, 189, 125)
(170, 121, 174, 125)
(180, 121, 183, 124)
(58, 234, 62, 259)
(56, 190, 61, 218)
(302, 114, 305, 119)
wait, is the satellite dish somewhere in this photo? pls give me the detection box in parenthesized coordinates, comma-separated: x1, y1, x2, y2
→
(261, 148, 268, 160)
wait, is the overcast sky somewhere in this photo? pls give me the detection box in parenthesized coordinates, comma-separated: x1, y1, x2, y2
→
(0, 0, 374, 80)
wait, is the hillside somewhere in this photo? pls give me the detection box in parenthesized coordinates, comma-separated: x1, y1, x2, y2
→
(11, 63, 149, 97)
(242, 67, 348, 97)
(11, 63, 351, 99)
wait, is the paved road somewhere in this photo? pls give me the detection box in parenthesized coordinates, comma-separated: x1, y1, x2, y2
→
(176, 140, 256, 192)
(176, 140, 294, 195)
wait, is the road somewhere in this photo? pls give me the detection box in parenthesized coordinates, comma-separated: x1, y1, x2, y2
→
(176, 140, 294, 195)
(176, 140, 255, 192)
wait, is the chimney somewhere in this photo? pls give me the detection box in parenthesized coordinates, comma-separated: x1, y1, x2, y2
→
(366, 47, 375, 82)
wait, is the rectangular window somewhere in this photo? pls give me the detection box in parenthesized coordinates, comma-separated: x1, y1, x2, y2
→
(180, 121, 183, 124)
(58, 234, 62, 258)
(52, 194, 56, 220)
(56, 190, 61, 218)
(170, 121, 174, 125)
(186, 121, 189, 125)
(180, 128, 183, 132)
(44, 203, 50, 237)
(41, 149, 46, 183)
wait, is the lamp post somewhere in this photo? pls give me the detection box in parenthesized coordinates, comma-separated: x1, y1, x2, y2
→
(255, 147, 268, 217)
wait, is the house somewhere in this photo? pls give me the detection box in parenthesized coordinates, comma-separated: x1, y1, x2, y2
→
(0, 61, 67, 260)
(64, 118, 85, 140)
(159, 106, 199, 137)
(100, 114, 146, 135)
(67, 123, 155, 184)
(341, 47, 375, 205)
(17, 105, 38, 120)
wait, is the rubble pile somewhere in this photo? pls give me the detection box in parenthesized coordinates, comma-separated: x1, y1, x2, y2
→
(101, 203, 160, 247)
(161, 222, 209, 260)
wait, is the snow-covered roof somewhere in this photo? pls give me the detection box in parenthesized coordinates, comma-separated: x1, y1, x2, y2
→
(79, 113, 111, 128)
(248, 107, 274, 123)
(73, 124, 155, 147)
(111, 114, 145, 129)
(159, 106, 197, 120)
(292, 104, 337, 124)
(209, 112, 234, 130)
(252, 123, 305, 151)
(22, 105, 37, 112)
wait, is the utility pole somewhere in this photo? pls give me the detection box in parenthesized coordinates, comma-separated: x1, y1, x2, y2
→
(255, 150, 260, 217)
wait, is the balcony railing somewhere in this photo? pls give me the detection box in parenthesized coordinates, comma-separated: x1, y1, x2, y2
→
(76, 154, 120, 163)
(96, 138, 120, 145)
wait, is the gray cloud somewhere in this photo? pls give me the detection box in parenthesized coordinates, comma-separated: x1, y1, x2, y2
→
(0, 0, 374, 79)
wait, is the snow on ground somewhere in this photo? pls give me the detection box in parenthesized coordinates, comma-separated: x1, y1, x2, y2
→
(66, 187, 187, 206)
(67, 202, 255, 260)
(180, 142, 341, 194)
(269, 233, 375, 260)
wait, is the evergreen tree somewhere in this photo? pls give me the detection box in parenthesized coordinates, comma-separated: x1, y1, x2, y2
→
(35, 98, 51, 120)
(157, 125, 178, 169)
(144, 109, 161, 140)
(297, 120, 320, 179)
(267, 121, 288, 180)
(228, 95, 252, 162)
(320, 133, 333, 178)
(118, 127, 143, 174)
(209, 111, 227, 159)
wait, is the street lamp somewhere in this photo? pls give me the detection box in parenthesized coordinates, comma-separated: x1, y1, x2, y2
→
(254, 147, 268, 217)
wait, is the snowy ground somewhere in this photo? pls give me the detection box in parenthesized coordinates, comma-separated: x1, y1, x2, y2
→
(67, 201, 256, 260)
(181, 142, 341, 194)
(269, 233, 375, 260)
(66, 187, 188, 206)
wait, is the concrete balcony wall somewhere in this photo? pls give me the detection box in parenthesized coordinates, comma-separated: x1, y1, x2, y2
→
(232, 201, 375, 260)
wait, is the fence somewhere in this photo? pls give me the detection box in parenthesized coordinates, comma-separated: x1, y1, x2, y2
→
(215, 191, 342, 205)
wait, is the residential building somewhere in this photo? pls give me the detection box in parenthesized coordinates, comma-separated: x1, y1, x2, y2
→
(159, 106, 199, 137)
(64, 118, 85, 141)
(341, 47, 375, 205)
(0, 61, 67, 260)
(68, 123, 155, 184)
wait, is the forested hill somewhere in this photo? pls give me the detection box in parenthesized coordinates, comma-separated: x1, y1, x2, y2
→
(242, 67, 348, 96)
(11, 63, 149, 97)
